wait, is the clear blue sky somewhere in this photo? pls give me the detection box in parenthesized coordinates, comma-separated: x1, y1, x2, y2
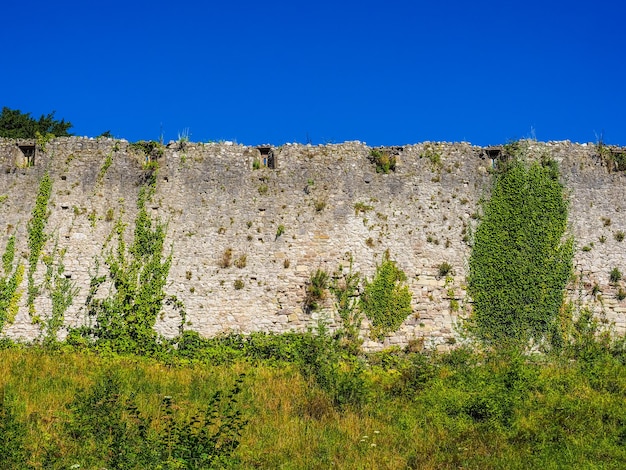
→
(2, 1, 625, 146)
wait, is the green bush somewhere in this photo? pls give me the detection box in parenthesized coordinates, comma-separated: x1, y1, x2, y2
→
(467, 159, 573, 348)
(361, 252, 412, 340)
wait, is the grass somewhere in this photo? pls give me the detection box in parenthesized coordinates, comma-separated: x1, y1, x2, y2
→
(0, 333, 625, 468)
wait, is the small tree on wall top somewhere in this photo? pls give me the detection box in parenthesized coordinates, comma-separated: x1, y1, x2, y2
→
(0, 107, 73, 139)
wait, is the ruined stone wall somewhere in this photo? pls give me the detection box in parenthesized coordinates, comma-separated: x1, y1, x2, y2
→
(0, 137, 624, 350)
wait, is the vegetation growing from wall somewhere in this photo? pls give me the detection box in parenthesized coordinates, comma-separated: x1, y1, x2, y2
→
(304, 269, 329, 313)
(74, 169, 183, 354)
(128, 140, 165, 161)
(467, 158, 574, 348)
(368, 149, 396, 174)
(0, 236, 24, 334)
(329, 255, 362, 349)
(41, 241, 78, 345)
(26, 172, 52, 317)
(361, 252, 412, 340)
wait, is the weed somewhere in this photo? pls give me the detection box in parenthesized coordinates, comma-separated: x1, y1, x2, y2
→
(314, 199, 326, 212)
(97, 155, 113, 184)
(276, 225, 285, 239)
(368, 149, 396, 174)
(129, 140, 164, 161)
(258, 184, 268, 195)
(420, 143, 442, 169)
(609, 267, 622, 284)
(615, 231, 625, 242)
(87, 209, 97, 227)
(234, 254, 247, 269)
(437, 262, 453, 278)
(304, 269, 329, 313)
(105, 208, 114, 222)
(354, 202, 374, 215)
(234, 279, 244, 290)
(219, 248, 233, 268)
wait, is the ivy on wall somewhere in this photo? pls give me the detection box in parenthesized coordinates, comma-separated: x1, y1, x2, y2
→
(361, 251, 412, 341)
(26, 172, 52, 317)
(0, 236, 24, 333)
(76, 167, 183, 354)
(467, 158, 574, 348)
(42, 240, 78, 345)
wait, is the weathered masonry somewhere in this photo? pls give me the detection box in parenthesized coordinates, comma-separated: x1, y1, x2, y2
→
(0, 137, 625, 349)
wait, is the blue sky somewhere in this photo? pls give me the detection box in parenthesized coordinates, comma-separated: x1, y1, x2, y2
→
(2, 1, 625, 146)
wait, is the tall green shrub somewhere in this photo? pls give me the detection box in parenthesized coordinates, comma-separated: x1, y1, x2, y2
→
(467, 159, 573, 348)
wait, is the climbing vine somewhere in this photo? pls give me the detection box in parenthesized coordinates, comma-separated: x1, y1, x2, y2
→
(78, 165, 184, 354)
(42, 240, 78, 345)
(329, 254, 362, 349)
(360, 251, 412, 340)
(26, 172, 52, 317)
(0, 236, 24, 333)
(467, 158, 574, 348)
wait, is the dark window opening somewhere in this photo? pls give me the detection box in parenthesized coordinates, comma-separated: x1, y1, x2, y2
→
(18, 145, 36, 166)
(485, 147, 502, 168)
(257, 146, 275, 169)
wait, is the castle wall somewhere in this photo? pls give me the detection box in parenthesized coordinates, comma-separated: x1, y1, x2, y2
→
(1, 137, 624, 349)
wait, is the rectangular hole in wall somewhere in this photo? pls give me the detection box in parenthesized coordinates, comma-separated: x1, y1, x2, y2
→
(18, 145, 36, 166)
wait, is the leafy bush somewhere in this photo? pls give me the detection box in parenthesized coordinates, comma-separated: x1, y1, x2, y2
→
(467, 159, 573, 348)
(361, 252, 412, 340)
(298, 322, 370, 410)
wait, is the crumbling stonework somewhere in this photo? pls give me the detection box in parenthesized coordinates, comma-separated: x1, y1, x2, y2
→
(0, 137, 624, 350)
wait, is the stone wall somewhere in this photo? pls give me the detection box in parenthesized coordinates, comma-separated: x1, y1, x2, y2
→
(1, 137, 625, 350)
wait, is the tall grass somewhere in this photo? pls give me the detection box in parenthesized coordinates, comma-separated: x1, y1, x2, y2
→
(0, 332, 625, 468)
